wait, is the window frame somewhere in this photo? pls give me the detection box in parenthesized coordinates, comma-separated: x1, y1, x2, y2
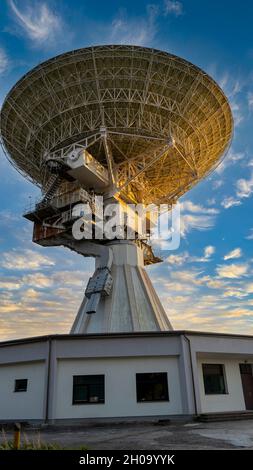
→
(72, 374, 105, 405)
(136, 372, 169, 403)
(202, 363, 228, 395)
(14, 378, 28, 393)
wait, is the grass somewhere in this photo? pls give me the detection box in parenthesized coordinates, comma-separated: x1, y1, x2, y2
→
(0, 429, 88, 450)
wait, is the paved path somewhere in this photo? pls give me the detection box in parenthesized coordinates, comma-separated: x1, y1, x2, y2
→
(1, 420, 253, 450)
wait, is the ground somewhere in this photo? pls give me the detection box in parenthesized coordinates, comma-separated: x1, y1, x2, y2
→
(2, 419, 253, 450)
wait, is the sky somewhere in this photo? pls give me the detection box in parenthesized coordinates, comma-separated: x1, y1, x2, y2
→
(0, 0, 253, 340)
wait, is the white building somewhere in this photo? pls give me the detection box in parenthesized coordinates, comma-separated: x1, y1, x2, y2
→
(0, 330, 253, 423)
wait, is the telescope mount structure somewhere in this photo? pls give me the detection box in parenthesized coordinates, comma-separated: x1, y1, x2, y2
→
(0, 45, 233, 334)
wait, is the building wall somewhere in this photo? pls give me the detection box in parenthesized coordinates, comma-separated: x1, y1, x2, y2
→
(197, 358, 246, 413)
(0, 334, 252, 421)
(55, 356, 182, 419)
(0, 361, 46, 420)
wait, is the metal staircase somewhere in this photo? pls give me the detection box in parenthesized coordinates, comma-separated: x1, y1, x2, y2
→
(38, 176, 63, 208)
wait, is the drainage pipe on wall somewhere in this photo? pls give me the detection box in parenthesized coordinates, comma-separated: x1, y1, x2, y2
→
(183, 334, 198, 416)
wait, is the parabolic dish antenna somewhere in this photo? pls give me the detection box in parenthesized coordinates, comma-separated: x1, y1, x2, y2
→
(0, 45, 233, 205)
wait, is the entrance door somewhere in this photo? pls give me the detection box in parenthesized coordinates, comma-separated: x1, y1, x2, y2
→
(239, 364, 253, 410)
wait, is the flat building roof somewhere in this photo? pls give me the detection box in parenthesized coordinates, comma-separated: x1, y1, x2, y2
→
(0, 330, 253, 348)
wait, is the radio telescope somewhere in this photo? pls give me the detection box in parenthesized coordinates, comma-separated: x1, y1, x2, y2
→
(0, 45, 233, 334)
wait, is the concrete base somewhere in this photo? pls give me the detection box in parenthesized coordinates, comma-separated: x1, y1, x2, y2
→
(71, 241, 172, 333)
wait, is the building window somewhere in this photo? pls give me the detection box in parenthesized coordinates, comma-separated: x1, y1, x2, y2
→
(72, 375, 105, 404)
(14, 379, 28, 392)
(202, 364, 227, 395)
(136, 372, 169, 402)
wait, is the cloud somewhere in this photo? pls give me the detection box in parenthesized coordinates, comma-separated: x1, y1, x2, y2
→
(222, 289, 247, 299)
(180, 200, 218, 215)
(230, 100, 244, 126)
(216, 263, 248, 279)
(169, 295, 190, 304)
(0, 265, 93, 339)
(161, 280, 196, 294)
(171, 269, 202, 283)
(190, 245, 216, 263)
(224, 248, 242, 261)
(166, 252, 189, 265)
(245, 283, 253, 294)
(221, 170, 253, 211)
(248, 92, 253, 111)
(22, 288, 40, 300)
(215, 150, 244, 175)
(180, 214, 217, 237)
(164, 0, 183, 16)
(218, 73, 243, 97)
(51, 270, 87, 286)
(204, 278, 227, 290)
(221, 196, 241, 209)
(166, 245, 215, 265)
(151, 264, 253, 334)
(222, 307, 253, 319)
(179, 200, 218, 237)
(204, 246, 215, 258)
(215, 72, 244, 127)
(1, 249, 55, 270)
(22, 272, 53, 288)
(92, 0, 183, 47)
(153, 268, 202, 295)
(236, 173, 253, 199)
(246, 229, 253, 240)
(0, 48, 9, 75)
(0, 264, 92, 339)
(0, 269, 85, 293)
(105, 5, 159, 46)
(0, 278, 21, 290)
(0, 210, 19, 224)
(8, 0, 62, 45)
(212, 179, 224, 190)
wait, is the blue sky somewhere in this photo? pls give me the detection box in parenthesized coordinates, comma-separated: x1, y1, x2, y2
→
(0, 0, 253, 340)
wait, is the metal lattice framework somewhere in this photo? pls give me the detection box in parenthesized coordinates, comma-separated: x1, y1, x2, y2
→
(0, 45, 233, 204)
